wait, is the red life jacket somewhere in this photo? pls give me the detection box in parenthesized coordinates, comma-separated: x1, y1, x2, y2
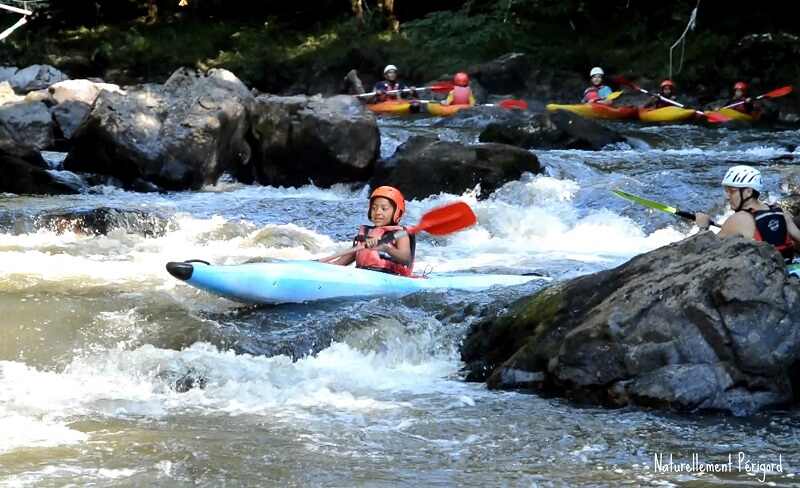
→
(451, 86, 473, 105)
(749, 205, 795, 258)
(353, 225, 416, 276)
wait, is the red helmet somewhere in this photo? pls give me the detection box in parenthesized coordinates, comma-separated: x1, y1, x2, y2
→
(734, 81, 748, 92)
(660, 79, 675, 89)
(454, 72, 470, 87)
(369, 186, 406, 224)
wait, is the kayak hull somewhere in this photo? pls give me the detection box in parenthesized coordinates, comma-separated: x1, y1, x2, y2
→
(546, 103, 638, 120)
(707, 107, 759, 123)
(367, 100, 412, 115)
(426, 103, 472, 117)
(638, 106, 697, 123)
(166, 260, 540, 304)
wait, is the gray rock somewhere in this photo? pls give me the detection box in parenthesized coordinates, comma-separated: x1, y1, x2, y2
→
(238, 94, 379, 187)
(0, 100, 55, 150)
(64, 67, 254, 190)
(0, 66, 18, 83)
(51, 101, 91, 140)
(373, 136, 542, 200)
(9, 64, 69, 93)
(462, 232, 800, 416)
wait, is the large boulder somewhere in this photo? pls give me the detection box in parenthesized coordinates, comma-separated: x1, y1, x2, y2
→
(373, 136, 542, 200)
(9, 64, 69, 93)
(467, 52, 532, 95)
(48, 80, 124, 141)
(0, 100, 55, 150)
(237, 94, 379, 187)
(480, 110, 625, 150)
(0, 122, 79, 195)
(462, 232, 800, 416)
(64, 68, 254, 190)
(0, 66, 18, 83)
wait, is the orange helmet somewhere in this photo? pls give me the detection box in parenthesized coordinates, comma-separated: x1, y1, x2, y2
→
(734, 81, 748, 92)
(660, 79, 675, 89)
(454, 72, 470, 87)
(369, 186, 405, 224)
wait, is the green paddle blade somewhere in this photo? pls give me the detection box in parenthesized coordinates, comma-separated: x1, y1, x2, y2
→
(612, 189, 678, 215)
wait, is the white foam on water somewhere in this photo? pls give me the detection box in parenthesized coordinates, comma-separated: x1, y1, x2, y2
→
(0, 335, 468, 454)
(394, 175, 687, 272)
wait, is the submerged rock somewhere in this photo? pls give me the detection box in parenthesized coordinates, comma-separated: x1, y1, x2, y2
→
(462, 233, 800, 416)
(36, 207, 176, 237)
(64, 67, 254, 190)
(480, 110, 625, 151)
(237, 94, 379, 187)
(374, 136, 542, 200)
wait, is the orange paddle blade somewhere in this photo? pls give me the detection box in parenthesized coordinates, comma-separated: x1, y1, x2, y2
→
(704, 112, 730, 123)
(499, 99, 528, 110)
(762, 85, 793, 99)
(428, 81, 455, 93)
(408, 201, 477, 236)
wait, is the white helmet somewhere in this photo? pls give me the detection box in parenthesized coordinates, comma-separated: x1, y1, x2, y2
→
(383, 64, 398, 74)
(722, 165, 762, 192)
(590, 67, 604, 77)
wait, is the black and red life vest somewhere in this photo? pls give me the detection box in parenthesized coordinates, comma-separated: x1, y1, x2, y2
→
(353, 225, 416, 276)
(748, 205, 795, 258)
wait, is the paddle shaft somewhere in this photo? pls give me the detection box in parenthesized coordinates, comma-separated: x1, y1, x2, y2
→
(722, 86, 792, 110)
(674, 210, 720, 229)
(319, 230, 409, 263)
(632, 85, 721, 119)
(357, 86, 429, 98)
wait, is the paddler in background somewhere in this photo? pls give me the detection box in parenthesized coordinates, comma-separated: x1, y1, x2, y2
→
(373, 65, 418, 103)
(440, 72, 476, 107)
(643, 79, 679, 109)
(719, 81, 760, 116)
(323, 186, 415, 276)
(582, 67, 613, 104)
(694, 165, 800, 259)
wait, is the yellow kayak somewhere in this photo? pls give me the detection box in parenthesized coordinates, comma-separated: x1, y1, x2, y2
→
(546, 103, 638, 120)
(367, 100, 412, 115)
(706, 107, 760, 123)
(426, 102, 472, 117)
(638, 106, 697, 123)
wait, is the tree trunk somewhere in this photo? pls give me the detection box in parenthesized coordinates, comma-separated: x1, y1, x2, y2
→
(146, 0, 158, 24)
(351, 0, 365, 26)
(378, 0, 399, 32)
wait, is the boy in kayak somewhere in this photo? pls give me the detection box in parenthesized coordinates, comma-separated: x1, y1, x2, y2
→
(325, 186, 415, 276)
(441, 72, 476, 106)
(582, 67, 613, 103)
(695, 165, 800, 258)
(720, 81, 760, 115)
(643, 80, 678, 109)
(373, 65, 418, 103)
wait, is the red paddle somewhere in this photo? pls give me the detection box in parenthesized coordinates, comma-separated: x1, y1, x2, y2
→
(613, 76, 730, 123)
(722, 85, 793, 110)
(318, 201, 477, 262)
(498, 99, 528, 110)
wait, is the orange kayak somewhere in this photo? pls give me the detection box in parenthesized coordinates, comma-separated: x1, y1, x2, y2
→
(638, 106, 697, 123)
(546, 103, 638, 120)
(367, 100, 412, 115)
(426, 103, 472, 117)
(705, 107, 760, 123)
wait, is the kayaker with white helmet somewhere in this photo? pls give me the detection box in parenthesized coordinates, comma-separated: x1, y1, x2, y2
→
(582, 67, 613, 103)
(326, 186, 415, 276)
(373, 65, 417, 103)
(643, 80, 679, 109)
(441, 72, 476, 107)
(695, 165, 800, 258)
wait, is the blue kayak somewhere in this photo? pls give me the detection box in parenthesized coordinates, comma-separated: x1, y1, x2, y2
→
(166, 260, 541, 304)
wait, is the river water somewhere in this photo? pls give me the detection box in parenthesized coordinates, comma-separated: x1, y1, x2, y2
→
(1, 113, 800, 486)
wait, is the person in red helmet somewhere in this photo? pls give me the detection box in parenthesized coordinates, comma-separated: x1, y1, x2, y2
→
(643, 80, 679, 109)
(441, 72, 476, 106)
(323, 186, 415, 276)
(722, 81, 759, 115)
